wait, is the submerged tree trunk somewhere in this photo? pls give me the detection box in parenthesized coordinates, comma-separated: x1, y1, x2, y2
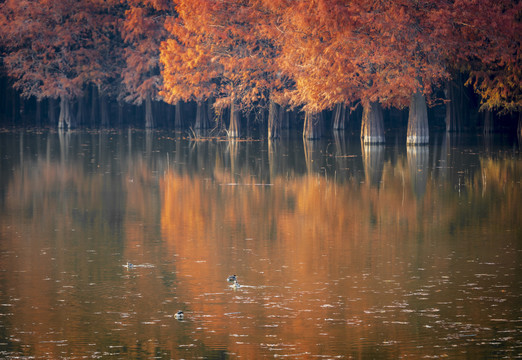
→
(58, 95, 74, 129)
(228, 101, 240, 138)
(207, 97, 215, 126)
(333, 102, 348, 130)
(175, 100, 183, 128)
(407, 91, 429, 145)
(48, 98, 56, 126)
(194, 99, 208, 129)
(76, 95, 86, 127)
(361, 102, 385, 144)
(303, 111, 322, 140)
(268, 99, 281, 139)
(117, 101, 124, 128)
(35, 98, 42, 127)
(445, 75, 469, 133)
(145, 93, 154, 129)
(100, 91, 109, 128)
(90, 85, 98, 127)
(483, 110, 494, 134)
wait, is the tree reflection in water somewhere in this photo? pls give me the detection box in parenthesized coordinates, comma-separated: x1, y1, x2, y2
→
(0, 131, 520, 359)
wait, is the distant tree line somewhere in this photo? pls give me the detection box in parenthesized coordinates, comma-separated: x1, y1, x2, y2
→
(1, 0, 520, 141)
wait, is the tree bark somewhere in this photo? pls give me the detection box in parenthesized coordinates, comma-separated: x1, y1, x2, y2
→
(100, 91, 109, 128)
(145, 93, 154, 129)
(407, 90, 429, 145)
(48, 98, 56, 126)
(174, 100, 183, 128)
(361, 102, 385, 144)
(303, 111, 322, 140)
(35, 98, 42, 127)
(228, 100, 240, 138)
(76, 95, 86, 127)
(58, 95, 74, 129)
(333, 102, 348, 130)
(90, 85, 98, 127)
(483, 110, 493, 134)
(117, 101, 124, 128)
(445, 75, 469, 133)
(268, 99, 280, 139)
(194, 99, 208, 129)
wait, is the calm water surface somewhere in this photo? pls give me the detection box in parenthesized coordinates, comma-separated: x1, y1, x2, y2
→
(0, 129, 520, 359)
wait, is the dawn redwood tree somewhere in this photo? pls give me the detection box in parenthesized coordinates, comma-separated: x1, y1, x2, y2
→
(429, 0, 521, 131)
(0, 0, 122, 129)
(272, 0, 454, 143)
(122, 0, 175, 128)
(161, 0, 286, 138)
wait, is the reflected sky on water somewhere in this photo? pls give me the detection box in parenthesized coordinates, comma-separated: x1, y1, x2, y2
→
(0, 129, 520, 359)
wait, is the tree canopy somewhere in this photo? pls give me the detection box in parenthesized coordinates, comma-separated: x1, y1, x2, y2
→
(0, 0, 520, 132)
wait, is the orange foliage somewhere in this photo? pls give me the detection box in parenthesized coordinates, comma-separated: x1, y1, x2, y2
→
(122, 0, 175, 104)
(0, 0, 122, 101)
(160, 0, 286, 112)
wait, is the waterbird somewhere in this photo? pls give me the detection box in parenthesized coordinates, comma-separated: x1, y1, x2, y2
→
(230, 280, 241, 289)
(227, 274, 237, 282)
(123, 262, 134, 269)
(175, 310, 184, 320)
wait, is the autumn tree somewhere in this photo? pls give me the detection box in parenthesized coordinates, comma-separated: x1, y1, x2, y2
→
(122, 0, 175, 128)
(443, 1, 521, 127)
(0, 0, 122, 129)
(161, 0, 287, 138)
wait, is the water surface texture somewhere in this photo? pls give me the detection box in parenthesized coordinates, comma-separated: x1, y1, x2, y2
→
(0, 130, 520, 359)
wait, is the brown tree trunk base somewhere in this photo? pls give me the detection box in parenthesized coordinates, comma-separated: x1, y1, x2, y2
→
(361, 102, 385, 144)
(303, 111, 322, 140)
(268, 100, 280, 139)
(228, 101, 240, 138)
(145, 94, 154, 129)
(333, 103, 348, 130)
(407, 91, 429, 145)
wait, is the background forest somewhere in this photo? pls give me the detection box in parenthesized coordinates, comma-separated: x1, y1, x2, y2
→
(0, 0, 521, 143)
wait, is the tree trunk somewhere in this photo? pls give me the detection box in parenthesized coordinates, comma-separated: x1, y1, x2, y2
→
(361, 102, 385, 144)
(303, 111, 322, 140)
(281, 106, 290, 129)
(90, 85, 98, 127)
(333, 103, 348, 130)
(483, 110, 493, 134)
(228, 101, 240, 138)
(407, 91, 429, 145)
(76, 95, 86, 127)
(48, 98, 56, 125)
(145, 93, 154, 129)
(194, 99, 208, 129)
(175, 100, 183, 128)
(35, 98, 42, 127)
(445, 75, 469, 133)
(268, 99, 280, 139)
(117, 101, 124, 127)
(58, 95, 74, 129)
(207, 97, 214, 126)
(100, 91, 109, 128)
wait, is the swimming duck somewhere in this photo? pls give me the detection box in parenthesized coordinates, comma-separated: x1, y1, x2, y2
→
(230, 280, 241, 289)
(123, 262, 134, 269)
(227, 275, 237, 282)
(175, 310, 184, 320)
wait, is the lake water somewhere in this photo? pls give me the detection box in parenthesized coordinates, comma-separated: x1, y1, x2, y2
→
(0, 129, 520, 359)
